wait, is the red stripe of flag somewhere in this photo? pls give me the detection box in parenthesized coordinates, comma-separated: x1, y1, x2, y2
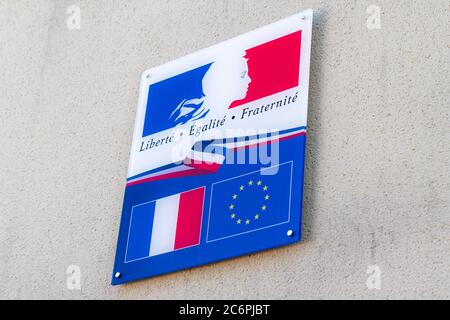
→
(229, 30, 302, 108)
(174, 187, 204, 250)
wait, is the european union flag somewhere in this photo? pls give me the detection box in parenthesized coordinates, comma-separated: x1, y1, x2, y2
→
(207, 162, 292, 242)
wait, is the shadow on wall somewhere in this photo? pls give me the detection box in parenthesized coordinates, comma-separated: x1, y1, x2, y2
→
(301, 9, 327, 242)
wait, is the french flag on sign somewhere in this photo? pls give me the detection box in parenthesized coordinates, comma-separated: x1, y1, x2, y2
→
(125, 187, 205, 262)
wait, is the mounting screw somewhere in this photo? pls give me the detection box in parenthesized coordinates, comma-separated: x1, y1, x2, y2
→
(287, 230, 294, 237)
(300, 15, 306, 20)
(145, 74, 151, 79)
(115, 272, 121, 278)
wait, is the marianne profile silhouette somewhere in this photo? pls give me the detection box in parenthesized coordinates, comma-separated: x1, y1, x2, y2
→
(168, 51, 251, 126)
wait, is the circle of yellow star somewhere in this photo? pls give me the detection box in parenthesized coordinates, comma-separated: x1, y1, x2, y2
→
(228, 180, 271, 226)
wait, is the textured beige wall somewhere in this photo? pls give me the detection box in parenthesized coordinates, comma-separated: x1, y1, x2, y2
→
(0, 0, 449, 299)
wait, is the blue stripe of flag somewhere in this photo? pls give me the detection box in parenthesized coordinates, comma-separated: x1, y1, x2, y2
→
(125, 201, 155, 262)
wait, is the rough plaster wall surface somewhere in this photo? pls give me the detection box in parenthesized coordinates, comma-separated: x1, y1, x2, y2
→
(0, 0, 448, 299)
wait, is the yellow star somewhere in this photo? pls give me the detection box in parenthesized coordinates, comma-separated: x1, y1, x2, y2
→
(231, 213, 236, 219)
(257, 180, 262, 186)
(229, 204, 234, 210)
(232, 194, 237, 200)
(261, 205, 267, 211)
(263, 186, 268, 191)
(237, 219, 241, 224)
(248, 180, 253, 186)
(239, 185, 245, 191)
(254, 214, 260, 220)
(264, 195, 270, 200)
(245, 219, 250, 225)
